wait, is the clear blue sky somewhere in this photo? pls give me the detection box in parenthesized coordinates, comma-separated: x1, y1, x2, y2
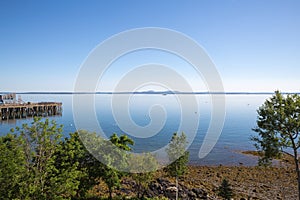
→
(0, 0, 299, 92)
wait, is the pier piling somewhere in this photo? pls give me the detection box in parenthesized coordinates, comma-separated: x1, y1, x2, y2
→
(0, 102, 62, 120)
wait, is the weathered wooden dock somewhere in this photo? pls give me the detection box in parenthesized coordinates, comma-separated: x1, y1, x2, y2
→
(0, 102, 62, 120)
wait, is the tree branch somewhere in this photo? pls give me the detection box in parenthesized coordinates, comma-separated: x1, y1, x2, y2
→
(293, 131, 299, 140)
(281, 150, 295, 158)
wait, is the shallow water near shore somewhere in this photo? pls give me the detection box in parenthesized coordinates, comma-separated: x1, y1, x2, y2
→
(0, 94, 270, 166)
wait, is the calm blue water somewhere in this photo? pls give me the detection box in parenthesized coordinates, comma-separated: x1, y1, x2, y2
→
(0, 94, 269, 166)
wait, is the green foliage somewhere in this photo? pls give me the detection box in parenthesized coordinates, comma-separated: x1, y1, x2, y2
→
(73, 130, 106, 197)
(252, 91, 300, 165)
(252, 91, 300, 199)
(128, 153, 159, 199)
(165, 132, 189, 178)
(95, 197, 168, 200)
(13, 117, 66, 199)
(128, 198, 168, 200)
(54, 131, 100, 198)
(165, 132, 189, 200)
(110, 133, 134, 151)
(0, 118, 167, 200)
(98, 133, 134, 199)
(0, 118, 85, 199)
(101, 166, 121, 199)
(218, 179, 234, 200)
(0, 134, 26, 200)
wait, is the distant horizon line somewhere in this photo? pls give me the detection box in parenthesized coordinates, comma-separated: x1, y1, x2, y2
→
(1, 90, 299, 95)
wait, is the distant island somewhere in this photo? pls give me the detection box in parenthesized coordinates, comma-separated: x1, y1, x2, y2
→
(1, 91, 299, 95)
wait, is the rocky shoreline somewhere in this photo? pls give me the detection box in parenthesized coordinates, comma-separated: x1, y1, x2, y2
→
(93, 164, 297, 200)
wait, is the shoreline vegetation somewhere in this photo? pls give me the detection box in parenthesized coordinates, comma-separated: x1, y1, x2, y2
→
(0, 117, 298, 200)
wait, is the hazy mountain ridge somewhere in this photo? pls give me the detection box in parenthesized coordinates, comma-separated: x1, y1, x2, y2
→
(1, 91, 299, 95)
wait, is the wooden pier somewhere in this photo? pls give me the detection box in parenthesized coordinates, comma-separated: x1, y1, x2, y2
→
(0, 102, 62, 120)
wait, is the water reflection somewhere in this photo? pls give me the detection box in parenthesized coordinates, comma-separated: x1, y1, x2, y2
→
(0, 94, 272, 166)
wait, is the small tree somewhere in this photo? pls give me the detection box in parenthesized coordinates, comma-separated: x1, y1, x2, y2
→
(101, 166, 121, 200)
(101, 133, 134, 199)
(128, 153, 158, 199)
(77, 131, 134, 199)
(252, 91, 300, 199)
(218, 179, 234, 200)
(166, 132, 189, 200)
(12, 117, 64, 199)
(54, 131, 95, 198)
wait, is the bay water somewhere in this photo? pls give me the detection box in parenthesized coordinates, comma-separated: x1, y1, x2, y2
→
(0, 94, 270, 166)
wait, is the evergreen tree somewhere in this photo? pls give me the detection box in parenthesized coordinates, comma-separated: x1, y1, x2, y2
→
(101, 133, 134, 199)
(128, 153, 158, 199)
(69, 130, 104, 198)
(166, 132, 189, 200)
(53, 131, 96, 198)
(218, 179, 234, 200)
(110, 133, 134, 151)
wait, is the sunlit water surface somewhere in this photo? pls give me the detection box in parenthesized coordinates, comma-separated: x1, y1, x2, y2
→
(0, 94, 269, 166)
